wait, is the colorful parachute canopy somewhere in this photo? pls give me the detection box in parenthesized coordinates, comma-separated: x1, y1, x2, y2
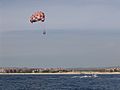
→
(30, 11, 45, 23)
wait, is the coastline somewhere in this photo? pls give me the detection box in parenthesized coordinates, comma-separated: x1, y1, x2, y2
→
(0, 72, 120, 75)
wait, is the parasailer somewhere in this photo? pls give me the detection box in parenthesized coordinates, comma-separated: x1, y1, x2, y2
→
(30, 11, 46, 34)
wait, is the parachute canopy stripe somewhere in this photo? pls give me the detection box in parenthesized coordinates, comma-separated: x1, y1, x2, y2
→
(30, 11, 45, 23)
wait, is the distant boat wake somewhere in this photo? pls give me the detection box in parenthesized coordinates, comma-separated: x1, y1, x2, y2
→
(72, 74, 98, 79)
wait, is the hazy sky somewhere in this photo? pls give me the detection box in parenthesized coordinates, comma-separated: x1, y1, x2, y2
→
(1, 0, 120, 31)
(0, 0, 120, 68)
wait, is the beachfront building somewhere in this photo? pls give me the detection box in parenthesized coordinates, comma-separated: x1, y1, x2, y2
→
(105, 68, 120, 72)
(0, 68, 6, 73)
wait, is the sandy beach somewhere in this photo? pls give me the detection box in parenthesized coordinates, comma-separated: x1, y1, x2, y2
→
(0, 72, 120, 75)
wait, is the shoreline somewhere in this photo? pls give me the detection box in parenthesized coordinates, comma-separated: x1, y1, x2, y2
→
(0, 72, 120, 75)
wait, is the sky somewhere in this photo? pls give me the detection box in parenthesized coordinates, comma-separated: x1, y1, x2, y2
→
(0, 0, 120, 68)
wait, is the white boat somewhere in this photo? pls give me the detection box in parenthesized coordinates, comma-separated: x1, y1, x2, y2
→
(92, 74, 98, 77)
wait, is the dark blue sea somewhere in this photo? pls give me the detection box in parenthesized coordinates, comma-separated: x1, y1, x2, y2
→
(0, 74, 120, 90)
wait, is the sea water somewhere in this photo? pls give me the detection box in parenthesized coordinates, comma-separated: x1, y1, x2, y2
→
(0, 74, 120, 90)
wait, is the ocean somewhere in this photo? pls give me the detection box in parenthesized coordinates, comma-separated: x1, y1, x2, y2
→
(0, 74, 120, 90)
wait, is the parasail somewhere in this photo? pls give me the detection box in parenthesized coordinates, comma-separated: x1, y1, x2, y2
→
(30, 11, 46, 34)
